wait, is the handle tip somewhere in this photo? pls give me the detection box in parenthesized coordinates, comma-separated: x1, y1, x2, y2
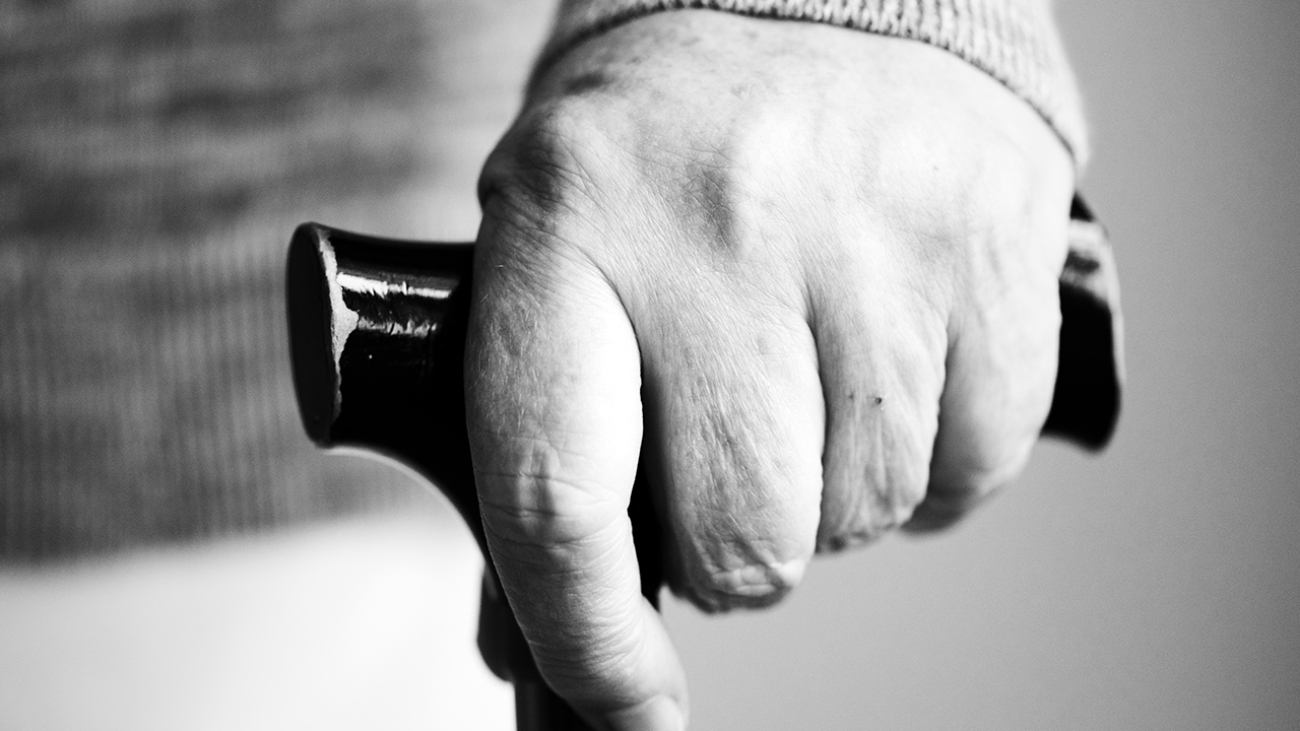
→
(286, 223, 342, 447)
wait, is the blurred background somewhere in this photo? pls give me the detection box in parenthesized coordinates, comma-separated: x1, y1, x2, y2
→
(1, 1, 1296, 729)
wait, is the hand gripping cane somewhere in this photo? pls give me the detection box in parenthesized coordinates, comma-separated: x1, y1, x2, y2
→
(285, 195, 1122, 731)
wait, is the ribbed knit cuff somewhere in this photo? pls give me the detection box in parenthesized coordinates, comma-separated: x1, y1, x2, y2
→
(539, 0, 1088, 167)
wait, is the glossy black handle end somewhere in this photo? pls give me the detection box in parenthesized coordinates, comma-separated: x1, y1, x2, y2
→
(287, 222, 480, 519)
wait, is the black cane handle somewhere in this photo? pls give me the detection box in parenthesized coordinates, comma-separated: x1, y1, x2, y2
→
(284, 195, 1122, 731)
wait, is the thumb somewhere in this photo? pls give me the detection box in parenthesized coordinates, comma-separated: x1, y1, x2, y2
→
(465, 213, 688, 730)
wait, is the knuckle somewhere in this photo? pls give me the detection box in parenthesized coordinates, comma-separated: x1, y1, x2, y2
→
(480, 97, 621, 226)
(820, 434, 932, 552)
(683, 550, 809, 613)
(909, 433, 1035, 534)
(472, 435, 622, 550)
(869, 427, 933, 523)
(659, 394, 821, 610)
(938, 433, 1035, 500)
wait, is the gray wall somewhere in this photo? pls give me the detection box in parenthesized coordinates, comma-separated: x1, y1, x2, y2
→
(663, 2, 1300, 728)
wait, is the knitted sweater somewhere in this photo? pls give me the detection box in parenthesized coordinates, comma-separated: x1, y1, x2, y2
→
(0, 0, 1084, 560)
(544, 0, 1087, 163)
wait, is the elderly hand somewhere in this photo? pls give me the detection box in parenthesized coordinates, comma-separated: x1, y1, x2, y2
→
(465, 10, 1073, 730)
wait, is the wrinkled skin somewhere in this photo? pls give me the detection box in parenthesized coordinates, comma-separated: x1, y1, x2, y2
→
(465, 10, 1073, 730)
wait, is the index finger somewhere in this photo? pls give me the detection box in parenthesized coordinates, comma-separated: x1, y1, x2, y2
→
(465, 213, 687, 731)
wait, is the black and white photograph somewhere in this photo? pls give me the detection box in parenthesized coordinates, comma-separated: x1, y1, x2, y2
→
(1, 1, 1296, 729)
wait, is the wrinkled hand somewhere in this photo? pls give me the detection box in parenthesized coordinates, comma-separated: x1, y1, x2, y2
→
(465, 11, 1073, 730)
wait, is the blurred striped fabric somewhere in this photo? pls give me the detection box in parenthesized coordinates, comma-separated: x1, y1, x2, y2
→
(0, 0, 547, 559)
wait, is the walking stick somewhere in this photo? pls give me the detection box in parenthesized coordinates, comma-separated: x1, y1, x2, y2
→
(284, 197, 1121, 730)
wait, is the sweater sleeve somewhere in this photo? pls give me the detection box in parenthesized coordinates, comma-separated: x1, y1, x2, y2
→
(537, 0, 1088, 168)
